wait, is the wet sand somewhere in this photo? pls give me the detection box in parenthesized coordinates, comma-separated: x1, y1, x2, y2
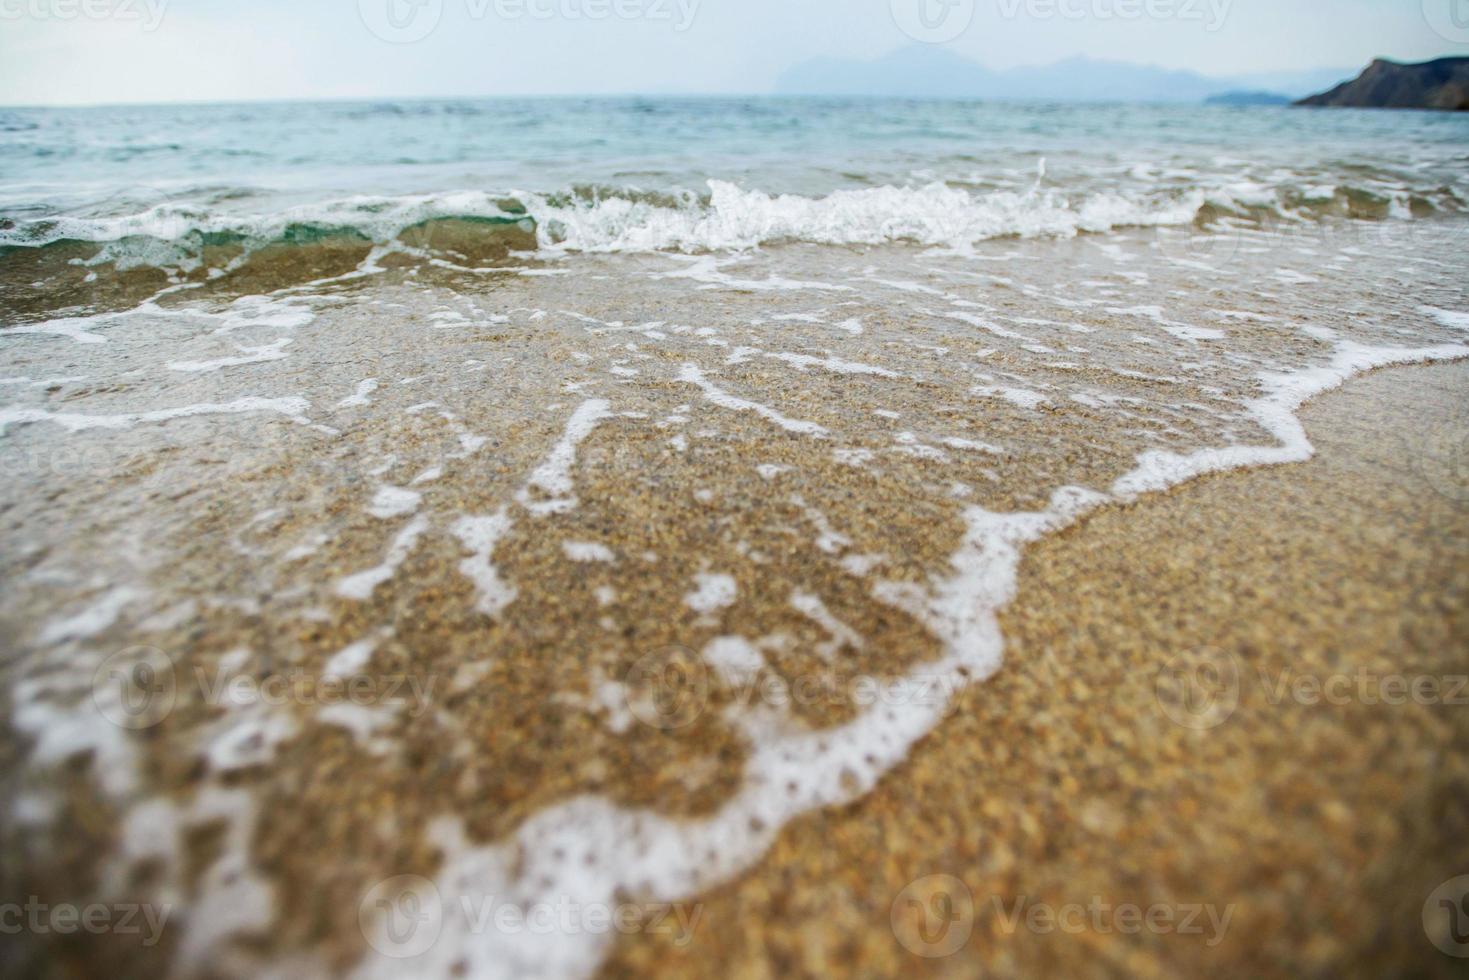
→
(2, 229, 1467, 978)
(603, 359, 1469, 979)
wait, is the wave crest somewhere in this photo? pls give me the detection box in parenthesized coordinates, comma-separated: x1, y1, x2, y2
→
(0, 175, 1456, 283)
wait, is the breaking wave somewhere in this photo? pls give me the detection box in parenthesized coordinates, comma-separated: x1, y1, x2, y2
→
(1, 173, 1458, 278)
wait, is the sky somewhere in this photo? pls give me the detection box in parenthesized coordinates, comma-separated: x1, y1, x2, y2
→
(0, 0, 1464, 106)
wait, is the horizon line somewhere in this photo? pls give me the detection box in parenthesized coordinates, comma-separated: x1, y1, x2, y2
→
(0, 92, 1330, 111)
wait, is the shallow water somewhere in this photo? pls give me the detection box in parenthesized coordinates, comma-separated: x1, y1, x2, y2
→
(1, 99, 1468, 978)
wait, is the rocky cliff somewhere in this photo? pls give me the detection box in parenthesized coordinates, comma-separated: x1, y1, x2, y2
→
(1296, 57, 1469, 110)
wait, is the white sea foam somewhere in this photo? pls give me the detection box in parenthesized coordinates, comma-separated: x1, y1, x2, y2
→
(790, 591, 864, 660)
(337, 379, 379, 408)
(11, 651, 152, 797)
(452, 510, 518, 618)
(794, 496, 853, 555)
(323, 638, 378, 680)
(37, 585, 144, 644)
(336, 515, 430, 601)
(765, 351, 899, 378)
(944, 436, 1006, 456)
(702, 636, 766, 685)
(678, 364, 828, 437)
(1112, 339, 1469, 499)
(940, 309, 1035, 343)
(167, 339, 292, 374)
(1423, 306, 1469, 332)
(2, 318, 110, 344)
(971, 386, 1048, 410)
(685, 573, 737, 614)
(367, 486, 422, 520)
(516, 399, 613, 517)
(563, 541, 616, 563)
(538, 180, 1204, 254)
(0, 397, 313, 434)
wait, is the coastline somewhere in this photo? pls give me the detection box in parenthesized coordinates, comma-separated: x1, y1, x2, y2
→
(602, 358, 1469, 979)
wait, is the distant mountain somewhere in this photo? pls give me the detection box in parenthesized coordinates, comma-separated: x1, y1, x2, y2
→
(774, 47, 1354, 104)
(999, 55, 1224, 102)
(1296, 57, 1469, 110)
(1205, 91, 1292, 107)
(1226, 67, 1364, 97)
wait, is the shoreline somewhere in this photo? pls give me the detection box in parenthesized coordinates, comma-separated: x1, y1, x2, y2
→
(602, 357, 1469, 979)
(2, 225, 1467, 978)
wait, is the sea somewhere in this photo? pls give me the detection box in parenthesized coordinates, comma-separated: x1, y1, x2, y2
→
(3, 98, 1468, 265)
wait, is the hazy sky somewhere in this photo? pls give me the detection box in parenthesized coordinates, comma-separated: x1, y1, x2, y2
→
(0, 0, 1463, 105)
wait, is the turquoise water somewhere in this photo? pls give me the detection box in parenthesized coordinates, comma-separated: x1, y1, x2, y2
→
(2, 97, 1467, 254)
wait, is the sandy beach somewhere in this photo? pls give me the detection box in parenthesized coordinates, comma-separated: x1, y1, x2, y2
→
(1, 219, 1467, 978)
(602, 357, 1469, 979)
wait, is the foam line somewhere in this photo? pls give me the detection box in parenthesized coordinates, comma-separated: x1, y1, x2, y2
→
(355, 340, 1468, 980)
